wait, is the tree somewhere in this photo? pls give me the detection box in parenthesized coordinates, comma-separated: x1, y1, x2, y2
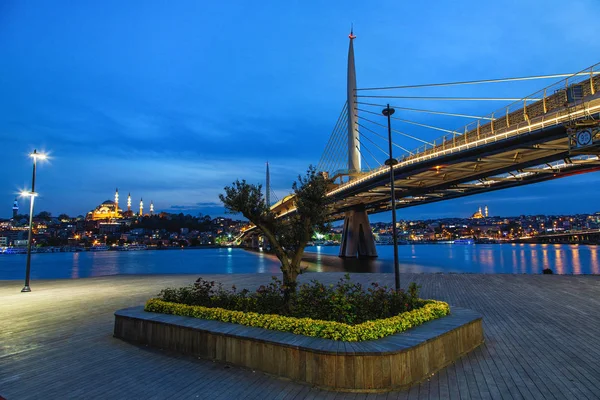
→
(220, 166, 330, 301)
(36, 211, 52, 220)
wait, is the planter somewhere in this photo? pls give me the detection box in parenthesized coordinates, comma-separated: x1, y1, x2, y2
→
(114, 306, 483, 392)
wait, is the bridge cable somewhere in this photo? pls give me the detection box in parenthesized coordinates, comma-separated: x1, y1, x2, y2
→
(355, 72, 600, 91)
(329, 108, 352, 174)
(356, 121, 414, 154)
(356, 101, 494, 120)
(355, 127, 394, 158)
(323, 118, 349, 175)
(357, 145, 374, 171)
(323, 125, 348, 176)
(320, 112, 348, 174)
(319, 103, 347, 169)
(355, 95, 541, 101)
(318, 103, 348, 172)
(323, 105, 349, 171)
(357, 107, 458, 135)
(354, 135, 382, 168)
(357, 115, 434, 146)
(270, 188, 279, 204)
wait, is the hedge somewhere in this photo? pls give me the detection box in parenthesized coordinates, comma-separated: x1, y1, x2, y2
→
(144, 298, 450, 342)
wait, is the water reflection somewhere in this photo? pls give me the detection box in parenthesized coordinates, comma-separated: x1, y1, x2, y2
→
(554, 245, 565, 274)
(0, 245, 598, 280)
(303, 244, 600, 275)
(571, 245, 581, 275)
(591, 247, 599, 274)
(226, 247, 233, 274)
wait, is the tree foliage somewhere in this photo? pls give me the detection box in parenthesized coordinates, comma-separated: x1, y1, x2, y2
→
(35, 211, 52, 220)
(219, 166, 331, 298)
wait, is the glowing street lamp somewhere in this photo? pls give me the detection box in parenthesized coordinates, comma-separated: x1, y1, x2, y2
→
(21, 149, 47, 293)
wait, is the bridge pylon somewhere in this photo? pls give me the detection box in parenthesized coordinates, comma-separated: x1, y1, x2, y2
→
(339, 29, 378, 258)
(339, 205, 378, 258)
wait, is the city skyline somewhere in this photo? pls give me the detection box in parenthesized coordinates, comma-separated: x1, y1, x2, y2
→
(2, 0, 600, 220)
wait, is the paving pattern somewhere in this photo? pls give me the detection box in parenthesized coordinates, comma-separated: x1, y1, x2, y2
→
(1, 271, 599, 399)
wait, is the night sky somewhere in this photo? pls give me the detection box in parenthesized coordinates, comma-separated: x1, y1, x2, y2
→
(2, 0, 600, 221)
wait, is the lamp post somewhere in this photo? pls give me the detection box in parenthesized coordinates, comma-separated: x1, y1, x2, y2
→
(382, 105, 401, 291)
(21, 149, 47, 293)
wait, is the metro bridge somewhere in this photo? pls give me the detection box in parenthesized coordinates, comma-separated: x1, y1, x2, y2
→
(245, 32, 600, 258)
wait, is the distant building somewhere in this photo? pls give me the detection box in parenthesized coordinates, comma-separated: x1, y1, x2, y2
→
(87, 199, 121, 221)
(99, 222, 121, 234)
(12, 198, 18, 219)
(471, 205, 489, 219)
(87, 189, 154, 220)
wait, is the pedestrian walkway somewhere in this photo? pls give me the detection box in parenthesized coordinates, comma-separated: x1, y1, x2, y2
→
(1, 273, 599, 399)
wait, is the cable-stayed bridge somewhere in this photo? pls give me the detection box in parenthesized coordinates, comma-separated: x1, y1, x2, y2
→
(250, 33, 600, 258)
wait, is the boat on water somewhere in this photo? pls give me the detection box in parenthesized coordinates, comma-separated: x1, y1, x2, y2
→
(90, 245, 110, 251)
(119, 244, 148, 251)
(454, 238, 475, 245)
(2, 247, 28, 254)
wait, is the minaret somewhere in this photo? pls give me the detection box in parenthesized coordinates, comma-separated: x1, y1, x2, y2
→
(347, 26, 361, 176)
(478, 206, 482, 215)
(150, 201, 154, 216)
(485, 205, 489, 218)
(114, 188, 119, 217)
(139, 198, 143, 216)
(127, 193, 131, 213)
(12, 198, 19, 218)
(266, 162, 271, 207)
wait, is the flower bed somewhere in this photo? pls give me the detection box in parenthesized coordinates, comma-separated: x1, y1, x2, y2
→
(146, 275, 450, 341)
(145, 298, 449, 341)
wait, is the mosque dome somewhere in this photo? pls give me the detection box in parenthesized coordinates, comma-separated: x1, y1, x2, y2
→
(87, 197, 120, 221)
(471, 205, 488, 219)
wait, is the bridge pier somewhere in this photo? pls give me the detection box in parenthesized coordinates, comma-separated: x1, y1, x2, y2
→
(339, 205, 378, 258)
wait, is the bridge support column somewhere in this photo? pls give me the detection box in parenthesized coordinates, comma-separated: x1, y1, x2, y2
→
(251, 235, 259, 249)
(339, 205, 378, 258)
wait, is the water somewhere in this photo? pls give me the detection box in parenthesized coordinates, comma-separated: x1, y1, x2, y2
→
(0, 243, 598, 280)
(0, 248, 282, 280)
(304, 243, 600, 275)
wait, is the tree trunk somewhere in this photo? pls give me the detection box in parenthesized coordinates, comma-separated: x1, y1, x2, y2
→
(282, 266, 299, 308)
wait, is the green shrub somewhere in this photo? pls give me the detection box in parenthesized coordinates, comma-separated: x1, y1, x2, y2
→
(156, 274, 424, 324)
(145, 298, 450, 342)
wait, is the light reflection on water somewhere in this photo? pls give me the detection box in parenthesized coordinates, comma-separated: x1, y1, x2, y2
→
(303, 243, 600, 275)
(0, 244, 598, 280)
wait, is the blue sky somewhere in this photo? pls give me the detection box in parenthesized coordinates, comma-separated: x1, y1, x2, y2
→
(1, 0, 600, 221)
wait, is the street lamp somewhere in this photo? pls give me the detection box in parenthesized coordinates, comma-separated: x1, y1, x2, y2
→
(382, 105, 401, 291)
(21, 149, 47, 293)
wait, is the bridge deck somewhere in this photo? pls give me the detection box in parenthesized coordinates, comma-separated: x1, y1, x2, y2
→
(1, 272, 599, 399)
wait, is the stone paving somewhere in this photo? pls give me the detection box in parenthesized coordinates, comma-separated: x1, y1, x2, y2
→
(1, 272, 599, 399)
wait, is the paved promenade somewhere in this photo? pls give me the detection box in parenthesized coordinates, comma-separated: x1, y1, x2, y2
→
(1, 272, 599, 399)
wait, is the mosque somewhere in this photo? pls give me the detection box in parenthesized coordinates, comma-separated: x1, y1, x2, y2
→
(471, 205, 489, 219)
(87, 189, 154, 221)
